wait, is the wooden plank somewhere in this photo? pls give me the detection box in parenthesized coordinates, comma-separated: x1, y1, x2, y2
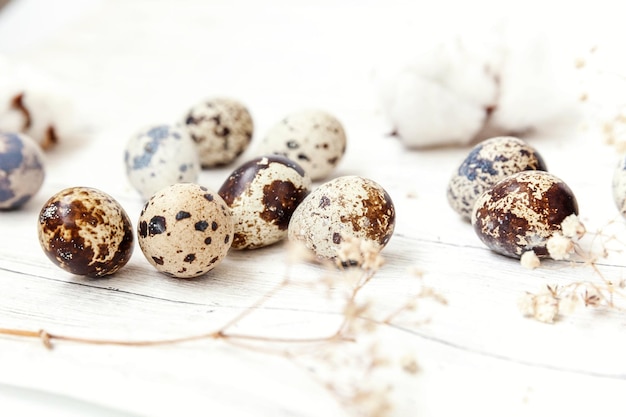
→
(1, 1, 626, 416)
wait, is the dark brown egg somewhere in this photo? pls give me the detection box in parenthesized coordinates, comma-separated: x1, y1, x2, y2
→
(37, 187, 134, 277)
(471, 171, 578, 258)
(218, 155, 311, 249)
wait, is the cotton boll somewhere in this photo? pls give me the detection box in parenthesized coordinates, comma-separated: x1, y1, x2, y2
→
(0, 98, 23, 133)
(378, 19, 580, 149)
(489, 26, 581, 134)
(378, 35, 500, 148)
(0, 91, 67, 149)
(0, 55, 79, 150)
(382, 68, 492, 148)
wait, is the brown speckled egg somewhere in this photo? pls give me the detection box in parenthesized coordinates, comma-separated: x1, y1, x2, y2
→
(182, 97, 253, 168)
(137, 183, 233, 278)
(471, 171, 578, 258)
(447, 136, 547, 221)
(256, 109, 347, 181)
(288, 176, 395, 260)
(218, 155, 311, 249)
(37, 187, 134, 277)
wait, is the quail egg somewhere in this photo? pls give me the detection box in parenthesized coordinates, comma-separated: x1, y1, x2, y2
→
(137, 183, 233, 278)
(0, 132, 45, 210)
(218, 155, 311, 249)
(471, 171, 579, 258)
(447, 136, 547, 221)
(37, 187, 134, 277)
(256, 109, 347, 181)
(124, 124, 200, 200)
(288, 175, 395, 260)
(181, 97, 253, 168)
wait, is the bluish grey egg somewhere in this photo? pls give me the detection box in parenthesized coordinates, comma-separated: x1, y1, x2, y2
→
(447, 136, 547, 221)
(124, 124, 200, 200)
(0, 132, 45, 210)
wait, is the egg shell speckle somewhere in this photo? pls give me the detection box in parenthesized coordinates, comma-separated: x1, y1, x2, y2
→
(471, 171, 578, 258)
(0, 132, 45, 210)
(288, 175, 395, 260)
(37, 187, 134, 277)
(124, 124, 200, 200)
(256, 110, 347, 181)
(612, 155, 626, 219)
(218, 155, 311, 250)
(137, 183, 233, 278)
(182, 97, 253, 168)
(447, 136, 547, 221)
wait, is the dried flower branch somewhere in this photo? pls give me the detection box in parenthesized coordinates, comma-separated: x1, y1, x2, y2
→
(519, 218, 626, 323)
(0, 237, 445, 417)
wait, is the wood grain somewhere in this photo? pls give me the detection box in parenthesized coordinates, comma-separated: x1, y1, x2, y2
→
(1, 1, 626, 416)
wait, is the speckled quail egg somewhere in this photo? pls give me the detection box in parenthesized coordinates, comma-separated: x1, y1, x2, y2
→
(0, 132, 45, 210)
(37, 187, 134, 277)
(256, 110, 347, 181)
(218, 155, 311, 249)
(288, 176, 395, 260)
(471, 171, 579, 258)
(181, 97, 253, 168)
(124, 124, 200, 200)
(612, 154, 626, 218)
(447, 136, 547, 221)
(137, 183, 233, 278)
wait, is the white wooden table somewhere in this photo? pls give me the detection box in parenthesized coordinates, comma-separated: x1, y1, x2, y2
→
(1, 1, 626, 416)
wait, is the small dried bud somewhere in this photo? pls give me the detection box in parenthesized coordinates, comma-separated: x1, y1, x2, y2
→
(518, 292, 559, 323)
(335, 235, 385, 270)
(400, 354, 419, 375)
(547, 233, 574, 260)
(582, 285, 603, 307)
(559, 292, 580, 315)
(560, 214, 586, 239)
(520, 251, 541, 269)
